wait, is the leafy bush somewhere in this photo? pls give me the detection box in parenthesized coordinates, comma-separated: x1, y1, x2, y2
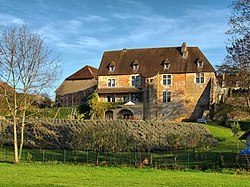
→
(0, 119, 217, 152)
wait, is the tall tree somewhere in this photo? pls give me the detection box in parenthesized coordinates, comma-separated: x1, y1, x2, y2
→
(0, 25, 61, 163)
(217, 0, 250, 107)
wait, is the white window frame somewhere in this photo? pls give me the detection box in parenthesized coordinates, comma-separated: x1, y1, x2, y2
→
(196, 73, 204, 84)
(107, 78, 116, 87)
(133, 64, 139, 70)
(164, 63, 170, 69)
(163, 91, 171, 103)
(197, 61, 203, 67)
(107, 95, 115, 102)
(162, 74, 172, 86)
(109, 66, 115, 72)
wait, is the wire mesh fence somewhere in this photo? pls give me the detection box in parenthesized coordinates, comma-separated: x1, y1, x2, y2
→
(1, 147, 249, 170)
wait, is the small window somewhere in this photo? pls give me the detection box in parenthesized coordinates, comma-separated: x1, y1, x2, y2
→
(109, 66, 115, 72)
(163, 91, 171, 103)
(108, 79, 116, 87)
(196, 73, 204, 84)
(133, 64, 139, 70)
(107, 95, 115, 102)
(164, 63, 170, 69)
(162, 74, 172, 85)
(197, 61, 203, 67)
(131, 93, 141, 102)
(131, 75, 141, 87)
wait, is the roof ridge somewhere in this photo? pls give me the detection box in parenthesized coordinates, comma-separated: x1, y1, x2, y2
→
(87, 66, 94, 76)
(104, 46, 198, 53)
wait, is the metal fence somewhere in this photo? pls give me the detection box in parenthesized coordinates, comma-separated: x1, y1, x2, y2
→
(1, 147, 249, 170)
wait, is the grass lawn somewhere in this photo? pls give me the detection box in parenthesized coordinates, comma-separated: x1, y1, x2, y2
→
(200, 122, 246, 152)
(0, 163, 249, 187)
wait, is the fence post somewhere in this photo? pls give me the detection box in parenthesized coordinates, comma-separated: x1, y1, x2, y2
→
(64, 150, 66, 163)
(5, 148, 7, 162)
(42, 149, 45, 162)
(188, 153, 190, 169)
(86, 149, 88, 164)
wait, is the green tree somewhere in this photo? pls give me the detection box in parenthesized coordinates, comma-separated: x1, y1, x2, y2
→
(87, 93, 106, 119)
(0, 25, 61, 163)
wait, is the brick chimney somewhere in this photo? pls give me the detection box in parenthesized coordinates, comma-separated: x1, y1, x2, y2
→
(181, 42, 188, 60)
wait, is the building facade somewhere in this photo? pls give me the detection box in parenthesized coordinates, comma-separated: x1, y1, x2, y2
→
(55, 65, 98, 107)
(97, 43, 217, 121)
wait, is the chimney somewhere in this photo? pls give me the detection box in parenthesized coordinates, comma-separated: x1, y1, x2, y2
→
(181, 42, 188, 60)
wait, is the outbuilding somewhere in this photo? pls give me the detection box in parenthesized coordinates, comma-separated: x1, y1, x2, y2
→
(239, 129, 250, 148)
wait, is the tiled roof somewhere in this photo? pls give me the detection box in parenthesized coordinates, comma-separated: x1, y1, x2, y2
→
(98, 43, 215, 78)
(96, 87, 143, 94)
(66, 65, 98, 80)
(0, 82, 13, 92)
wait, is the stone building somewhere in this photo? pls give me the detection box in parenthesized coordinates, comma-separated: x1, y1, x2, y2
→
(97, 42, 217, 121)
(55, 65, 98, 107)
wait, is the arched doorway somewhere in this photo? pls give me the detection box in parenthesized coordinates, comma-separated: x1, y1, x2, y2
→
(118, 109, 133, 119)
(105, 110, 114, 120)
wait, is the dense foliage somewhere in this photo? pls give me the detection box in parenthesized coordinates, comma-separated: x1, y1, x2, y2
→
(0, 119, 217, 152)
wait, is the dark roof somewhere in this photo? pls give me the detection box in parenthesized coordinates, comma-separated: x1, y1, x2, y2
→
(96, 87, 143, 94)
(216, 74, 249, 88)
(98, 44, 215, 78)
(239, 129, 250, 140)
(0, 82, 13, 92)
(66, 65, 98, 80)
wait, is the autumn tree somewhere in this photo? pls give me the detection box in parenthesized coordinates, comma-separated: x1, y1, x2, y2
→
(217, 0, 250, 107)
(0, 25, 61, 163)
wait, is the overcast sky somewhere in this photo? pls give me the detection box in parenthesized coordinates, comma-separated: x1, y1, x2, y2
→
(0, 0, 232, 95)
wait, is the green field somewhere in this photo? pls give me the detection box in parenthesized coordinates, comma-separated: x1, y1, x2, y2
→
(0, 163, 249, 187)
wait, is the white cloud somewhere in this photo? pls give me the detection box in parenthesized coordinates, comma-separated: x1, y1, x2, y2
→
(0, 13, 25, 25)
(110, 5, 229, 52)
(77, 36, 106, 48)
(79, 15, 108, 22)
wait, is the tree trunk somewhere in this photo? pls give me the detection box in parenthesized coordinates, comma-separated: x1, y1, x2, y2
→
(13, 116, 19, 164)
(19, 108, 26, 161)
(90, 111, 95, 120)
(96, 151, 99, 165)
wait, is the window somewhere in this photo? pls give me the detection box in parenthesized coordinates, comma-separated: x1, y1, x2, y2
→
(131, 93, 141, 102)
(131, 75, 141, 87)
(133, 64, 139, 70)
(196, 73, 204, 84)
(197, 61, 203, 67)
(107, 95, 115, 102)
(163, 91, 171, 103)
(109, 65, 115, 72)
(162, 74, 172, 85)
(164, 63, 170, 69)
(108, 78, 116, 87)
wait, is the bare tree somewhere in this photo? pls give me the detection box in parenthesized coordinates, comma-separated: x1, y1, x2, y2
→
(0, 25, 61, 163)
(217, 0, 250, 107)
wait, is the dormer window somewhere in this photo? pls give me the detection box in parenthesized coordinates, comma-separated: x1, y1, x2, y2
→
(133, 64, 139, 70)
(162, 59, 170, 70)
(164, 63, 170, 69)
(132, 60, 139, 71)
(108, 61, 115, 72)
(197, 60, 203, 67)
(109, 65, 115, 71)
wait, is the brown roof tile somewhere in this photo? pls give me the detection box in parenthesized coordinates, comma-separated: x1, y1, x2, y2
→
(66, 65, 98, 80)
(98, 44, 215, 78)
